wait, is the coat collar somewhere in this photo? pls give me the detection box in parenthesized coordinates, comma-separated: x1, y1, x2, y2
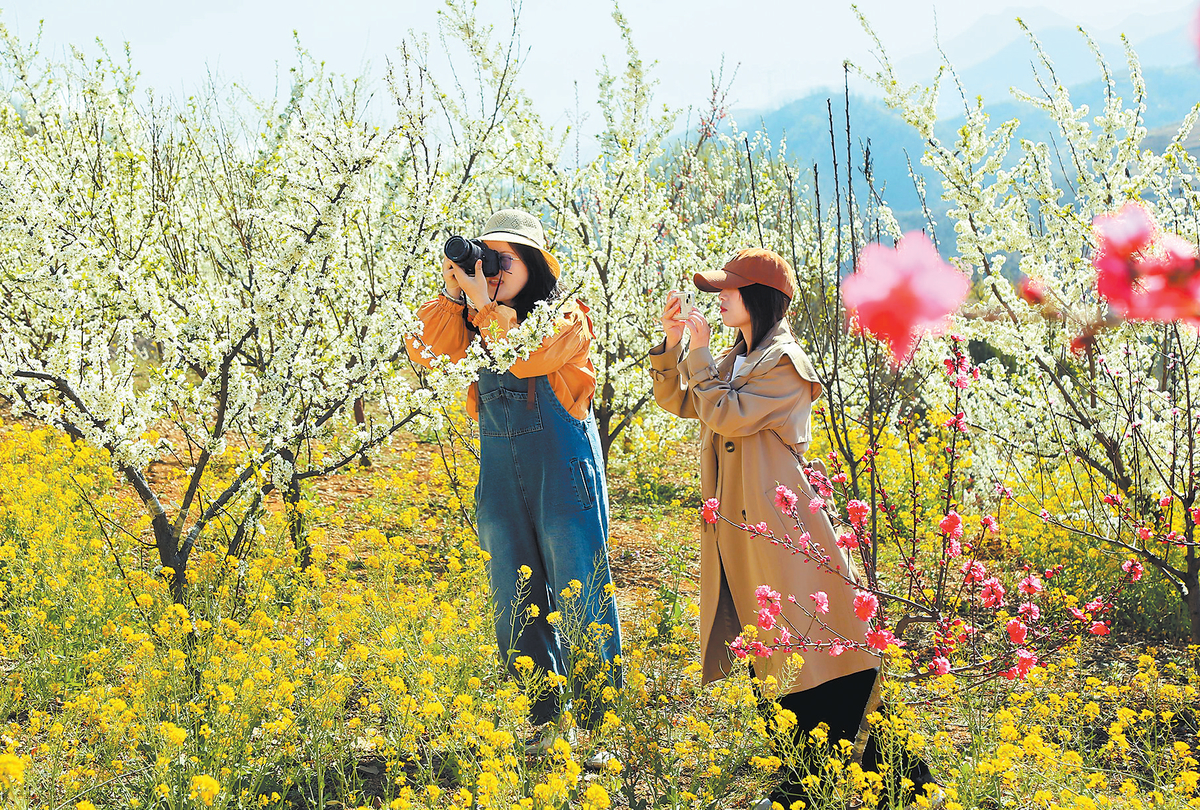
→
(718, 319, 823, 396)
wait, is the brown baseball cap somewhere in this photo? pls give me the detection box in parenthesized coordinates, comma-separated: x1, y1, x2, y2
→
(694, 247, 796, 299)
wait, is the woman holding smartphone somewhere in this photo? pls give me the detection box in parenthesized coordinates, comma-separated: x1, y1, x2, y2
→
(649, 248, 935, 807)
(405, 209, 621, 764)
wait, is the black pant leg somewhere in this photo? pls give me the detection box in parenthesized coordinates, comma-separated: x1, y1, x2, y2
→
(768, 668, 879, 804)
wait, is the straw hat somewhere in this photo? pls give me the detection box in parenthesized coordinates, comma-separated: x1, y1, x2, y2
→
(478, 209, 562, 278)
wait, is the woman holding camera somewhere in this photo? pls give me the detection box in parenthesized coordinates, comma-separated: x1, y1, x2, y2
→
(649, 248, 935, 807)
(405, 209, 621, 761)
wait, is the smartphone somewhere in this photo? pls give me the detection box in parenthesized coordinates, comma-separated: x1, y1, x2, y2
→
(672, 290, 694, 319)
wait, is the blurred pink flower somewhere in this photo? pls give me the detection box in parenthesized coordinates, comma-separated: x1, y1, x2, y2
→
(810, 591, 830, 614)
(1017, 276, 1046, 305)
(808, 497, 826, 513)
(1093, 203, 1200, 326)
(828, 641, 846, 657)
(961, 560, 987, 585)
(1089, 621, 1111, 636)
(701, 498, 720, 524)
(1018, 602, 1041, 622)
(1094, 202, 1154, 259)
(757, 607, 777, 631)
(844, 231, 970, 366)
(943, 411, 969, 432)
(930, 656, 951, 675)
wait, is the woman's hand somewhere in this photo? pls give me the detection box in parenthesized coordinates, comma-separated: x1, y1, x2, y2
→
(659, 291, 687, 350)
(448, 260, 492, 310)
(684, 309, 712, 350)
(442, 256, 464, 300)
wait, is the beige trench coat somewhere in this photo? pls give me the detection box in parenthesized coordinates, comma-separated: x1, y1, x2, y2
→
(650, 319, 878, 695)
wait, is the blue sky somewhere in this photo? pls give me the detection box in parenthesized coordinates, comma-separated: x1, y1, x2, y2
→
(6, 0, 1196, 130)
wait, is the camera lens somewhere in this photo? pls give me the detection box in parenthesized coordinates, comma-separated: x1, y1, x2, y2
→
(444, 236, 482, 276)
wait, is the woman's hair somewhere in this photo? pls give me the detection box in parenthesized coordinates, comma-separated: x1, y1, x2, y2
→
(739, 283, 792, 353)
(506, 242, 560, 321)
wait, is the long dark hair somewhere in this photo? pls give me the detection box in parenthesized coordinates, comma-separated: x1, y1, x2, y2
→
(505, 243, 560, 321)
(739, 283, 791, 353)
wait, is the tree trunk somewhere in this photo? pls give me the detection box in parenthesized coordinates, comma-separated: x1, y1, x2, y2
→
(354, 397, 371, 467)
(279, 449, 311, 571)
(599, 407, 613, 472)
(149, 512, 189, 605)
(285, 473, 311, 571)
(1187, 562, 1200, 646)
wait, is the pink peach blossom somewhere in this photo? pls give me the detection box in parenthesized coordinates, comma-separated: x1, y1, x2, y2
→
(1006, 619, 1028, 644)
(755, 585, 780, 609)
(961, 560, 987, 584)
(1015, 649, 1038, 678)
(836, 531, 860, 550)
(980, 577, 1006, 608)
(810, 591, 830, 614)
(846, 499, 870, 525)
(853, 591, 879, 622)
(866, 627, 901, 651)
(939, 511, 964, 540)
(1122, 559, 1144, 582)
(774, 485, 798, 512)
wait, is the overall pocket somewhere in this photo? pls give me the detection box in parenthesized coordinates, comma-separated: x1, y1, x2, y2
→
(479, 387, 543, 437)
(570, 457, 597, 511)
(478, 388, 508, 437)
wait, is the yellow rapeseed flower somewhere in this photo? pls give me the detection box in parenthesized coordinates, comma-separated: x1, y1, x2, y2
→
(190, 774, 221, 806)
(0, 753, 24, 787)
(158, 721, 187, 747)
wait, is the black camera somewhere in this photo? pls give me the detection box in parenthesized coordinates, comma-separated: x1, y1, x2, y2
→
(444, 236, 501, 278)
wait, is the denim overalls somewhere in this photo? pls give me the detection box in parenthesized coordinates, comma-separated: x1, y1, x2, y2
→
(475, 368, 623, 726)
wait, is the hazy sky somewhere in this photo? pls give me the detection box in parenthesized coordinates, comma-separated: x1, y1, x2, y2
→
(6, 0, 1196, 131)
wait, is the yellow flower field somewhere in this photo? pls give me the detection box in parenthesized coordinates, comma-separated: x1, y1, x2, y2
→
(0, 418, 1197, 809)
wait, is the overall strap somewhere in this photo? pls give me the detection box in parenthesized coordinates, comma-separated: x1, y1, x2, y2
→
(527, 376, 537, 410)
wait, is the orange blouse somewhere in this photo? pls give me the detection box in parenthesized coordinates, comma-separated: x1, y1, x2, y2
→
(405, 295, 598, 421)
